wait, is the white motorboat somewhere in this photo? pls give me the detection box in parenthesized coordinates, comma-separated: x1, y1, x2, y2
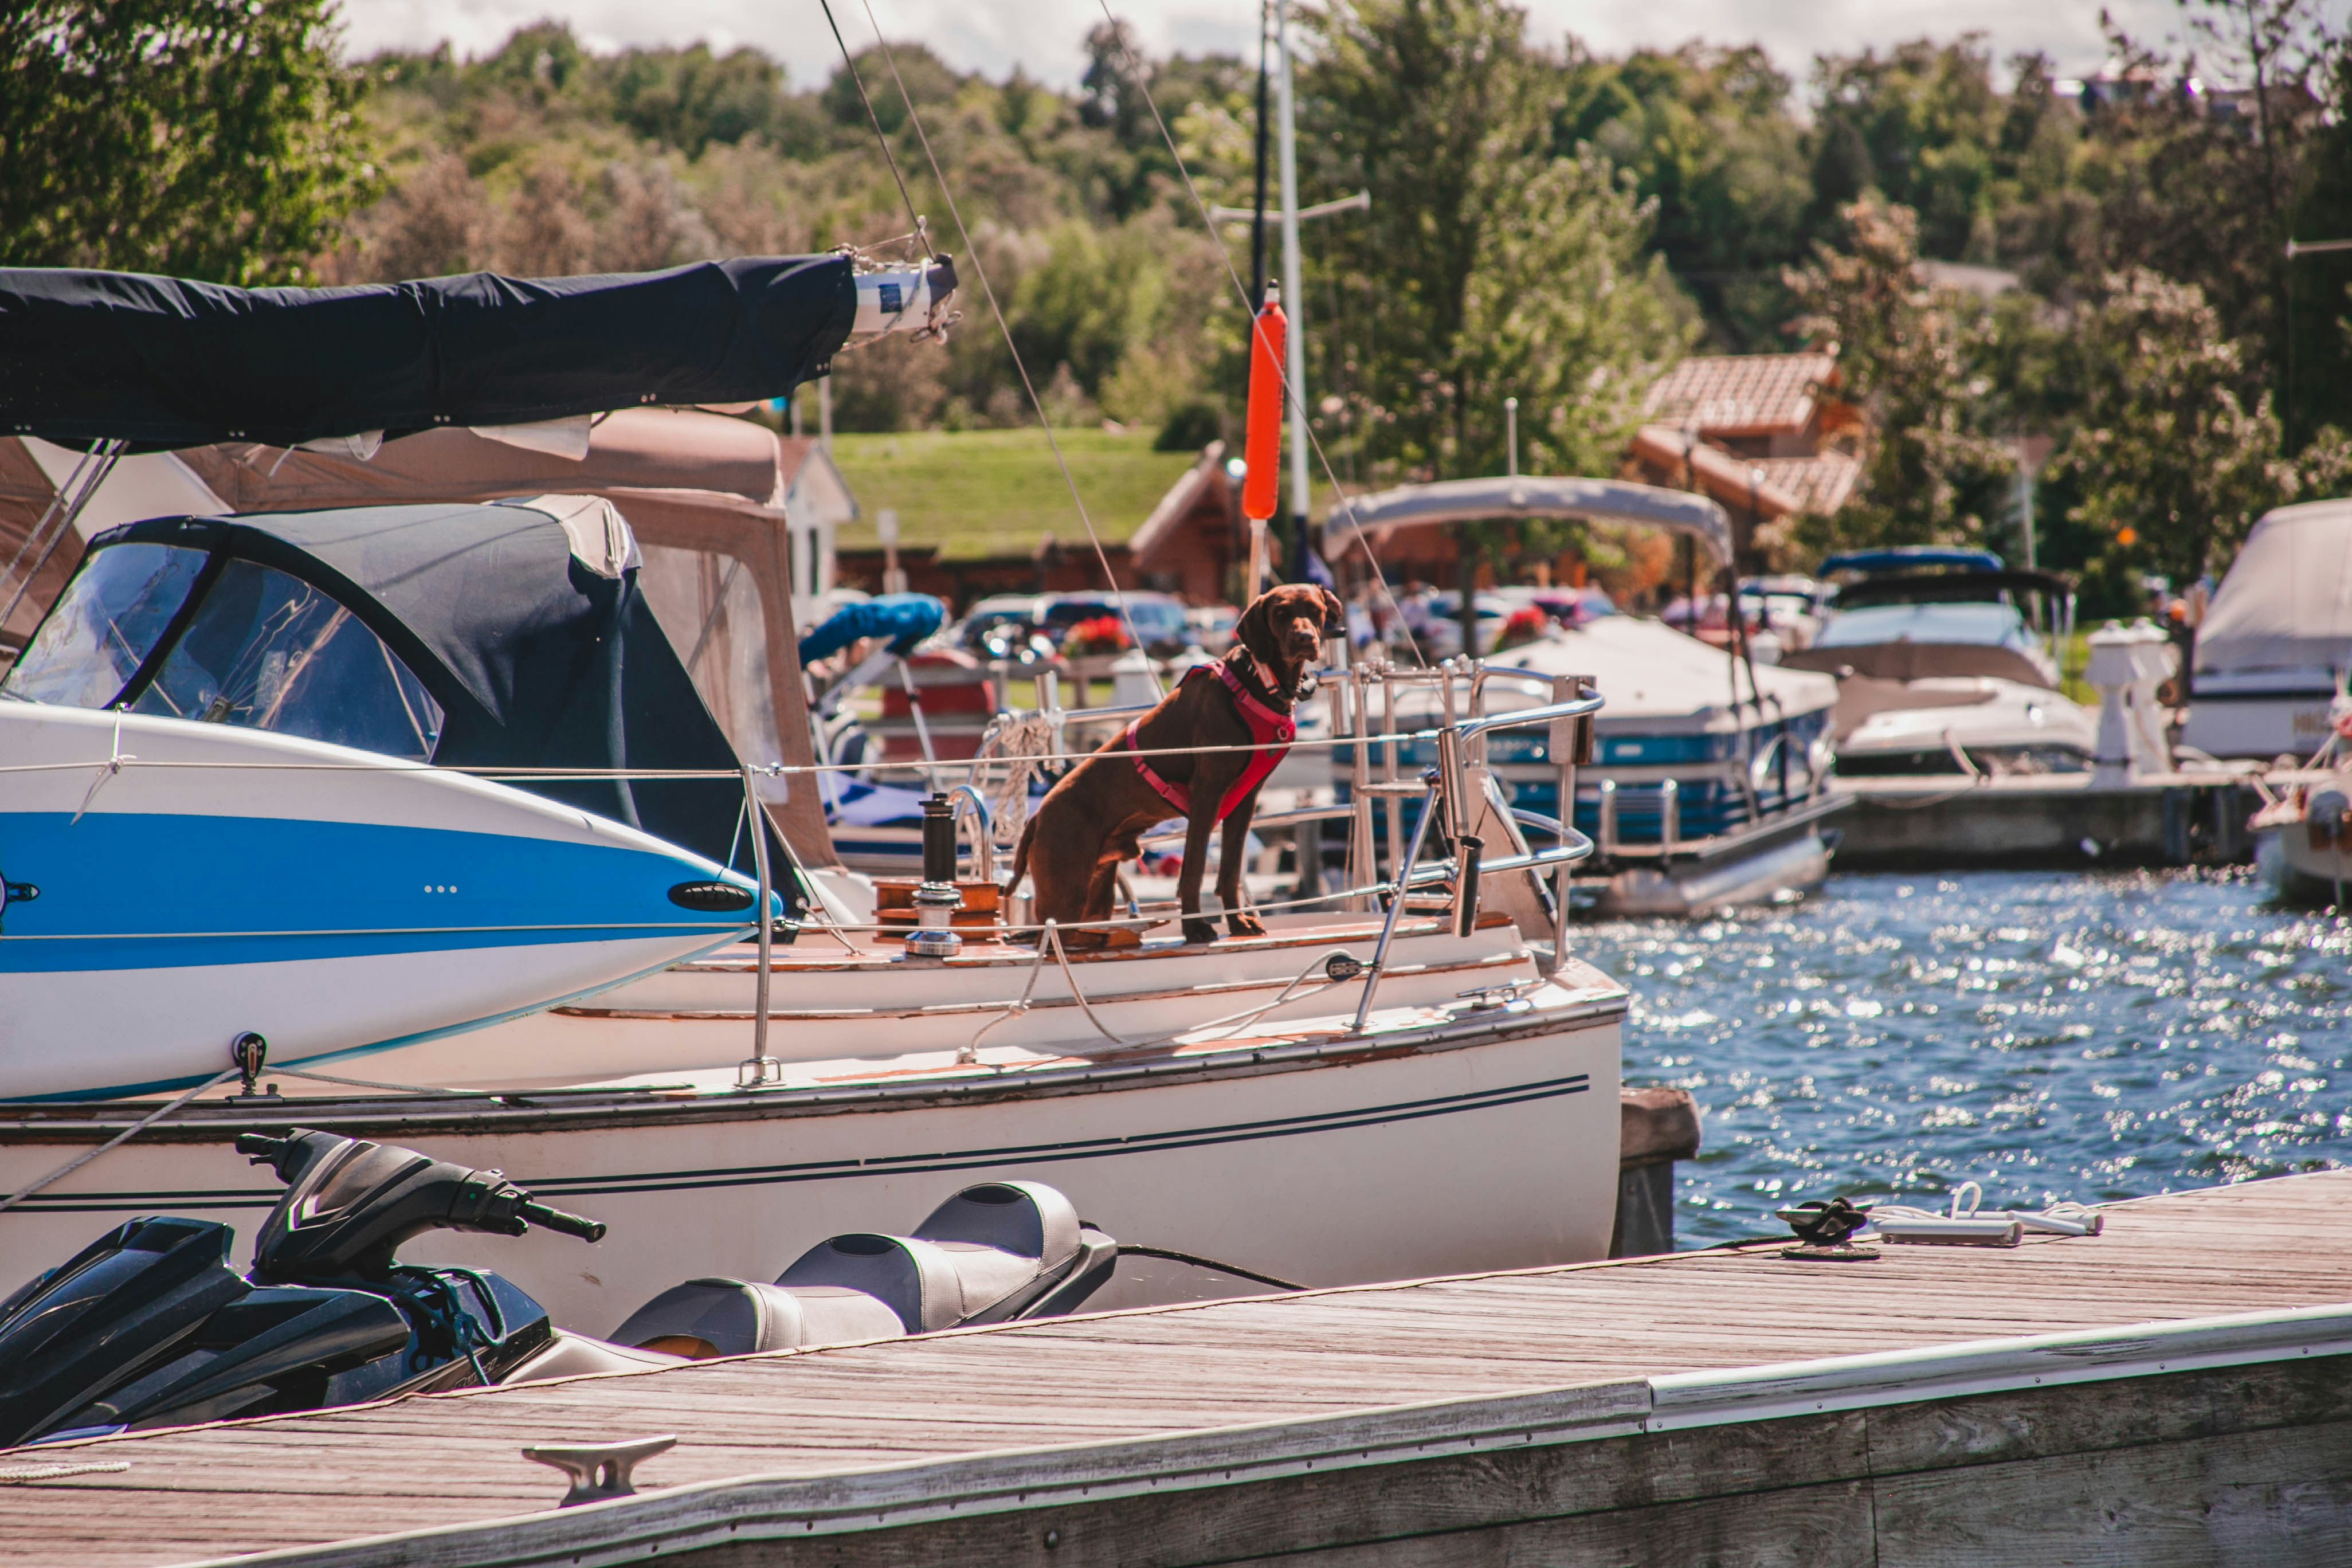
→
(0, 500, 777, 1101)
(0, 255, 1636, 1324)
(1786, 548, 2096, 777)
(2247, 694, 2352, 904)
(2182, 498, 2352, 762)
(1323, 476, 1848, 918)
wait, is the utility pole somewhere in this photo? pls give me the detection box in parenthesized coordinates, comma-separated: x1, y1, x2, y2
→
(1275, 0, 1310, 584)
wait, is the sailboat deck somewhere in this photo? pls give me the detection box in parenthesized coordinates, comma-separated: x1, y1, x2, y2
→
(7, 1171, 2350, 1567)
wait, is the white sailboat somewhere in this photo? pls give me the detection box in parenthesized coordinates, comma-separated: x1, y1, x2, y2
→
(0, 250, 1634, 1331)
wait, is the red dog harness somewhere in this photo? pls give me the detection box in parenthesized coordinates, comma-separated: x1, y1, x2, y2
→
(1123, 659, 1296, 823)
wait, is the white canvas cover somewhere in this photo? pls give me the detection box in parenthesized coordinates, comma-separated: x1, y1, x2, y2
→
(2195, 499, 2352, 679)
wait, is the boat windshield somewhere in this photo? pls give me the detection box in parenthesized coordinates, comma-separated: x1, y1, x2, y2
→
(1816, 601, 2029, 650)
(1, 542, 207, 709)
(126, 559, 444, 761)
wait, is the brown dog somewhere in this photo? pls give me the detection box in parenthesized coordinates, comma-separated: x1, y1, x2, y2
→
(1009, 584, 1344, 944)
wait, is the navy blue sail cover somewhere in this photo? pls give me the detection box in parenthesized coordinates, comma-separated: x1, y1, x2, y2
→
(85, 503, 793, 903)
(0, 257, 856, 453)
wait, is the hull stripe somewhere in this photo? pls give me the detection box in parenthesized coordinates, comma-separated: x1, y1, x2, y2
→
(0, 1073, 1591, 1213)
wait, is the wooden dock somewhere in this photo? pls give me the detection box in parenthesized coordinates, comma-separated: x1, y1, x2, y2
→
(8, 1171, 2351, 1567)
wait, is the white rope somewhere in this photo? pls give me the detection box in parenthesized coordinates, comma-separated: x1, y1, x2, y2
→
(972, 711, 1056, 856)
(0, 1067, 239, 1214)
(0, 1461, 131, 1483)
(0, 718, 1452, 779)
(1041, 919, 1132, 1045)
(1864, 1184, 2105, 1238)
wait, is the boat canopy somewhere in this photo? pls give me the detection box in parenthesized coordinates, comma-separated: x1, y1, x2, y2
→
(2193, 499, 2352, 679)
(1819, 546, 2004, 576)
(3, 500, 767, 878)
(0, 258, 857, 453)
(1321, 476, 1734, 567)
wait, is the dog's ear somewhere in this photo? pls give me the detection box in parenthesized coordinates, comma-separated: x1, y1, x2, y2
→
(1319, 588, 1346, 639)
(1234, 590, 1281, 668)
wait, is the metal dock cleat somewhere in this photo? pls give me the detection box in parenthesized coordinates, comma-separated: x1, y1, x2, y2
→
(522, 1435, 677, 1507)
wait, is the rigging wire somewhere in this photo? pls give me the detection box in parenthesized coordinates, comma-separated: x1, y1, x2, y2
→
(840, 0, 1161, 693)
(815, 0, 926, 244)
(1087, 2, 1425, 665)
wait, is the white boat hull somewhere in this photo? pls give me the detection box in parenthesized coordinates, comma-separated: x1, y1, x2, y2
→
(2257, 825, 2352, 905)
(0, 972, 1626, 1332)
(0, 704, 763, 1099)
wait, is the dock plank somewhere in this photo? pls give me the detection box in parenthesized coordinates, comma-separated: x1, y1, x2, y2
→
(3, 1172, 2349, 1567)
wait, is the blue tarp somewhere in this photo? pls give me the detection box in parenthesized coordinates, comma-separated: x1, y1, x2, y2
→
(797, 593, 946, 664)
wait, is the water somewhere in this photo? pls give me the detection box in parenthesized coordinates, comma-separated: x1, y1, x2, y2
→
(1581, 867, 2352, 1246)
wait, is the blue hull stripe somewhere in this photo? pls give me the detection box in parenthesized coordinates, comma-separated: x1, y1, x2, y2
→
(0, 811, 757, 972)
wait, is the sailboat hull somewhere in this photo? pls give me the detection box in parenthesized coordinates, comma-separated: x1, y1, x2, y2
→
(0, 976, 1625, 1331)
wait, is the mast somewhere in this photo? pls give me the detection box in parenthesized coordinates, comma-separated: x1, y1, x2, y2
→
(1251, 1, 1272, 309)
(1275, 0, 1310, 582)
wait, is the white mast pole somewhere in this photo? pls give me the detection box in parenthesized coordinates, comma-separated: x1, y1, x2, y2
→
(1275, 0, 1308, 579)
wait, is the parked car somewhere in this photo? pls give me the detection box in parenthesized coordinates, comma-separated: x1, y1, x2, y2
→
(1042, 591, 1193, 656)
(1186, 603, 1240, 654)
(951, 591, 1195, 664)
(1419, 592, 1513, 659)
(955, 594, 1057, 663)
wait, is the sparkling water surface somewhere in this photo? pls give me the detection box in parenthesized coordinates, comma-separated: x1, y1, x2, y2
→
(1581, 867, 2352, 1247)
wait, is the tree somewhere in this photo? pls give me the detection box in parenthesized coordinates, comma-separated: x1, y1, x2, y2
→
(1554, 42, 1810, 350)
(1783, 197, 2014, 554)
(2066, 3, 2347, 444)
(2052, 268, 2352, 587)
(1304, 0, 1691, 483)
(0, 0, 378, 284)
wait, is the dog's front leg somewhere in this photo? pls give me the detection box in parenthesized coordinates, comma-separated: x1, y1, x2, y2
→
(1217, 787, 1267, 938)
(1175, 798, 1223, 945)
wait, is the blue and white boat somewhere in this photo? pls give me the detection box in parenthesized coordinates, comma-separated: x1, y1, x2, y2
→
(0, 499, 778, 1099)
(1324, 476, 1848, 916)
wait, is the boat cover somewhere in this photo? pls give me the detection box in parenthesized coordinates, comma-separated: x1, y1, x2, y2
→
(2194, 499, 2352, 678)
(0, 258, 855, 453)
(89, 502, 771, 880)
(1321, 476, 1734, 566)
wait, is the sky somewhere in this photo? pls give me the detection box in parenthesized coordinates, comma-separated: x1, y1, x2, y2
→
(339, 0, 2343, 94)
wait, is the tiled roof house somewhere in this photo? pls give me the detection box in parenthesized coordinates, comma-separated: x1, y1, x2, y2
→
(1624, 352, 1864, 563)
